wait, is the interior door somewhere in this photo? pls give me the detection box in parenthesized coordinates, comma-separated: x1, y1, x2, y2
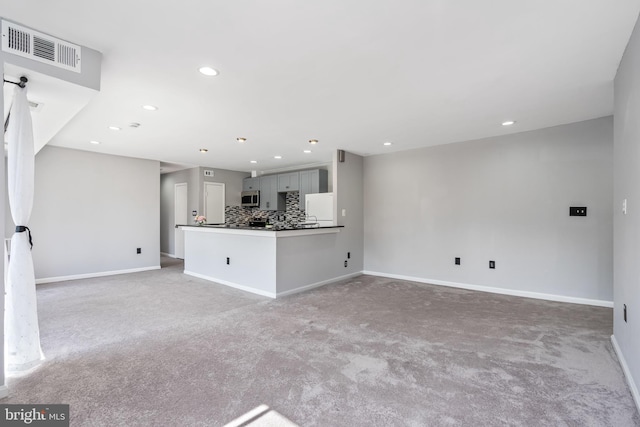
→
(204, 182, 225, 224)
(174, 183, 188, 259)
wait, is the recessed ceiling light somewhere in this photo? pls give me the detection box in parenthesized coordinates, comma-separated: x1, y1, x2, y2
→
(383, 142, 392, 146)
(274, 155, 282, 159)
(309, 139, 318, 145)
(89, 140, 101, 145)
(108, 126, 121, 131)
(142, 105, 158, 111)
(502, 120, 515, 126)
(236, 137, 247, 143)
(200, 148, 208, 153)
(303, 150, 312, 154)
(199, 67, 219, 76)
(250, 160, 258, 164)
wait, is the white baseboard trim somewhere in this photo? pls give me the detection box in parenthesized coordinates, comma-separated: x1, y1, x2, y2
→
(0, 385, 8, 399)
(611, 335, 640, 412)
(160, 252, 177, 258)
(36, 266, 162, 284)
(184, 270, 277, 298)
(362, 271, 613, 308)
(276, 272, 363, 298)
(183, 270, 363, 299)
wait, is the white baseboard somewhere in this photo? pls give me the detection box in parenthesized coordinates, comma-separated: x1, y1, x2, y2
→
(36, 266, 161, 284)
(0, 385, 8, 399)
(362, 271, 613, 308)
(184, 270, 363, 299)
(611, 335, 640, 412)
(276, 272, 363, 298)
(160, 252, 177, 258)
(184, 270, 277, 298)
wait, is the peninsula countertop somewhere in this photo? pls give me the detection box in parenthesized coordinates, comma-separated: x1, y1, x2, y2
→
(179, 224, 343, 236)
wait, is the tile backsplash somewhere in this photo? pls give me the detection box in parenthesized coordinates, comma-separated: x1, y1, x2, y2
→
(224, 192, 306, 228)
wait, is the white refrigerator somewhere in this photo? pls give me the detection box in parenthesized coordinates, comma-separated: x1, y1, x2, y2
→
(304, 192, 336, 227)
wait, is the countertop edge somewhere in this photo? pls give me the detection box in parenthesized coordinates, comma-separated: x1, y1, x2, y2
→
(179, 225, 342, 237)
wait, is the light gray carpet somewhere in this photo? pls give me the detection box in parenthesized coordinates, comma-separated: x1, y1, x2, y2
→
(4, 257, 639, 426)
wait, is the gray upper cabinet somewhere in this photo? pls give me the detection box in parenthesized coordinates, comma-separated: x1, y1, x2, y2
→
(299, 169, 328, 208)
(277, 172, 299, 192)
(244, 169, 327, 211)
(260, 175, 285, 211)
(243, 177, 260, 191)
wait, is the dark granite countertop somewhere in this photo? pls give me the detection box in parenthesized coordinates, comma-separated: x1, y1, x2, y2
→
(179, 224, 343, 231)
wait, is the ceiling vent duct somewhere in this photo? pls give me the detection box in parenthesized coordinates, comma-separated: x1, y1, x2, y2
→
(1, 20, 81, 73)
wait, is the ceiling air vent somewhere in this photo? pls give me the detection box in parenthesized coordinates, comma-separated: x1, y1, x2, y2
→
(1, 20, 81, 73)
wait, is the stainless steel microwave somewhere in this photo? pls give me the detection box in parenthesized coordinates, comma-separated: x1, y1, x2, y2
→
(241, 190, 260, 207)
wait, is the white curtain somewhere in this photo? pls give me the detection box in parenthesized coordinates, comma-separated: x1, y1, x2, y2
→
(5, 84, 43, 371)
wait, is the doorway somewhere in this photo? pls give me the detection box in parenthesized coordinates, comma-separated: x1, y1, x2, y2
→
(174, 183, 188, 259)
(204, 182, 225, 224)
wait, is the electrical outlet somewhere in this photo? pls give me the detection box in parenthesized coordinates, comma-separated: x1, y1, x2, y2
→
(569, 207, 587, 216)
(455, 257, 460, 265)
(624, 304, 627, 323)
(136, 248, 141, 254)
(489, 260, 495, 269)
(344, 260, 348, 267)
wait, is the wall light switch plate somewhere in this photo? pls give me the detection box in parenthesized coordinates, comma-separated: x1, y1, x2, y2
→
(342, 209, 346, 217)
(623, 199, 627, 215)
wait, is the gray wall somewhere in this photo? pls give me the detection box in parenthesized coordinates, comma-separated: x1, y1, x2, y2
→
(614, 12, 640, 405)
(364, 117, 613, 302)
(160, 167, 249, 255)
(334, 151, 365, 275)
(25, 146, 160, 279)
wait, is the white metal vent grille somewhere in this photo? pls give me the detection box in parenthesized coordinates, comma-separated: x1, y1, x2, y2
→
(1, 20, 81, 73)
(7, 25, 30, 54)
(34, 36, 55, 61)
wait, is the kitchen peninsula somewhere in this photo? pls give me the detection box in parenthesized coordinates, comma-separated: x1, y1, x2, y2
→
(181, 225, 346, 298)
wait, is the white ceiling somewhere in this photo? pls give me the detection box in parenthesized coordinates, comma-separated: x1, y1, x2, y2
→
(2, 1, 639, 173)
